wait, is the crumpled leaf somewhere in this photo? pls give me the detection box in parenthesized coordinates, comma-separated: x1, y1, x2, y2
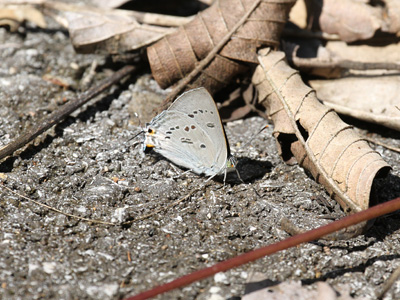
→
(310, 0, 381, 42)
(252, 49, 390, 213)
(307, 0, 383, 42)
(43, 1, 188, 54)
(307, 0, 400, 42)
(147, 0, 295, 94)
(0, 4, 46, 31)
(283, 40, 400, 131)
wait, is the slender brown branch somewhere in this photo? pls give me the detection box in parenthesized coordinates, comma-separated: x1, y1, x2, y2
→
(376, 265, 400, 299)
(292, 57, 400, 71)
(160, 0, 262, 108)
(124, 196, 400, 300)
(0, 65, 137, 160)
(365, 137, 400, 154)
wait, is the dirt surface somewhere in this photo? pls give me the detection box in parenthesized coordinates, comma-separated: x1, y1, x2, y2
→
(1, 15, 400, 300)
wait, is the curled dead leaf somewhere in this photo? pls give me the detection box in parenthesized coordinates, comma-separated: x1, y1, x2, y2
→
(43, 1, 187, 54)
(252, 49, 391, 213)
(147, 0, 295, 94)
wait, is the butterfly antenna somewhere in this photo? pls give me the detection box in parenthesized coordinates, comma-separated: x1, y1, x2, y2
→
(129, 112, 146, 143)
(132, 129, 145, 140)
(127, 114, 147, 150)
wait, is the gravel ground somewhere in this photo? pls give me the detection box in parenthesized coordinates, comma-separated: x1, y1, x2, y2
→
(1, 16, 400, 300)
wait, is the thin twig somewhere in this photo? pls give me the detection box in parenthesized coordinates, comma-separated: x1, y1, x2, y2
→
(365, 137, 400, 154)
(280, 217, 367, 240)
(0, 65, 137, 160)
(292, 57, 400, 71)
(1, 183, 116, 225)
(1, 180, 208, 226)
(376, 265, 400, 299)
(122, 183, 209, 224)
(160, 0, 262, 109)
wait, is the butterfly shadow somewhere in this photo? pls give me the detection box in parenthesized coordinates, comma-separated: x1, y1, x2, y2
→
(223, 157, 273, 185)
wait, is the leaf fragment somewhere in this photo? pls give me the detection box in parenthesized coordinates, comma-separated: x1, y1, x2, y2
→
(147, 0, 295, 94)
(0, 4, 46, 31)
(252, 49, 391, 213)
(44, 1, 185, 54)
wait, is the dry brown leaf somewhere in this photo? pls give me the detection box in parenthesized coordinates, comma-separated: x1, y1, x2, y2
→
(307, 0, 400, 42)
(147, 0, 295, 95)
(283, 39, 400, 78)
(252, 49, 390, 213)
(283, 40, 400, 131)
(382, 0, 400, 35)
(43, 1, 189, 54)
(0, 4, 46, 31)
(307, 0, 382, 42)
(310, 77, 400, 132)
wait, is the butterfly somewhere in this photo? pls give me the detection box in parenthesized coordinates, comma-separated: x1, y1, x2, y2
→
(143, 87, 236, 181)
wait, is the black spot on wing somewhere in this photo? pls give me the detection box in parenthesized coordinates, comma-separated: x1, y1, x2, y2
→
(180, 138, 193, 144)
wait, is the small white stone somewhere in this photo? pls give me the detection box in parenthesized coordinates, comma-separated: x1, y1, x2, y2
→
(214, 272, 228, 284)
(294, 269, 302, 276)
(209, 286, 221, 294)
(207, 294, 224, 300)
(43, 262, 57, 274)
(28, 263, 40, 275)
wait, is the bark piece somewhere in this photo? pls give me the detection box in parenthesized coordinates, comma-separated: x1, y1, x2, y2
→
(147, 0, 295, 94)
(252, 49, 390, 213)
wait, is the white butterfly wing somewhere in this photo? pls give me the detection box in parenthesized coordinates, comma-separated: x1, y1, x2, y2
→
(144, 88, 229, 176)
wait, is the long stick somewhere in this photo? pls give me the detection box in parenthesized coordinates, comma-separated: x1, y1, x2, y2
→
(0, 65, 137, 160)
(125, 197, 400, 300)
